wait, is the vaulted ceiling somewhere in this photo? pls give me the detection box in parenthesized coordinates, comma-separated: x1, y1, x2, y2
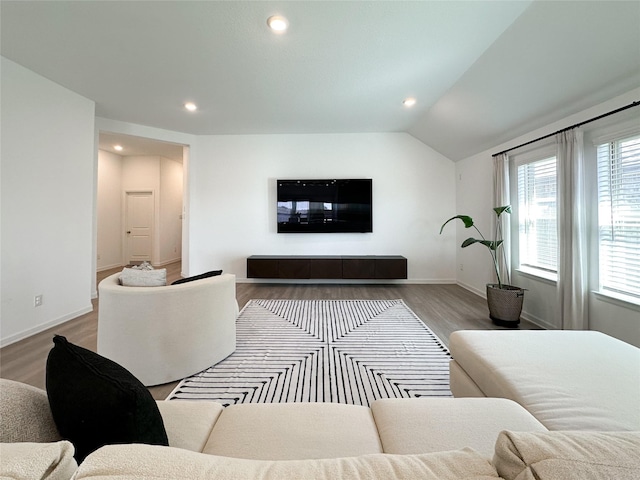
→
(2, 1, 638, 161)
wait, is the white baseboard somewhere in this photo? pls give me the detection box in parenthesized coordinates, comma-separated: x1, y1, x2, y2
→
(456, 281, 486, 298)
(520, 311, 556, 330)
(0, 305, 93, 348)
(97, 262, 123, 272)
(410, 278, 457, 285)
(154, 257, 181, 267)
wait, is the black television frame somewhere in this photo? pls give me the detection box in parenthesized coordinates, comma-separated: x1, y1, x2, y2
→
(277, 179, 373, 233)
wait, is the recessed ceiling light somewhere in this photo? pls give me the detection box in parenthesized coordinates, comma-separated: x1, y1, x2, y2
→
(114, 145, 123, 151)
(184, 102, 197, 112)
(403, 97, 417, 107)
(267, 15, 288, 33)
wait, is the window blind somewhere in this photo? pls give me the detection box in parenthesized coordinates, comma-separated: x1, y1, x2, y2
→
(518, 157, 558, 272)
(597, 134, 640, 298)
(517, 156, 557, 273)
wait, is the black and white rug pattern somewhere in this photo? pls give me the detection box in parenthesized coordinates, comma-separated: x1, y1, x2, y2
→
(168, 299, 452, 406)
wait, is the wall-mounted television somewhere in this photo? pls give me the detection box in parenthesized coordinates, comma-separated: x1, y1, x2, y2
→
(277, 179, 372, 233)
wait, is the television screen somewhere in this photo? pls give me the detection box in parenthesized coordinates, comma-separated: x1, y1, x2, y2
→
(277, 179, 372, 233)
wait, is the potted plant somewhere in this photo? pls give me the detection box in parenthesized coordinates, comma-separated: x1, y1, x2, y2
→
(440, 205, 524, 327)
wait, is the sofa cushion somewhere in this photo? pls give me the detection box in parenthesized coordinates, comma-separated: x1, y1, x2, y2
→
(155, 400, 224, 452)
(493, 430, 640, 480)
(119, 267, 167, 286)
(449, 330, 640, 431)
(0, 378, 61, 443)
(203, 402, 383, 460)
(171, 269, 222, 285)
(371, 397, 547, 458)
(46, 335, 168, 462)
(75, 443, 500, 480)
(0, 441, 78, 480)
(449, 360, 486, 397)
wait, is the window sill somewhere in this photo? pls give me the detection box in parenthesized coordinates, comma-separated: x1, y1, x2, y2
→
(515, 267, 557, 285)
(592, 290, 640, 312)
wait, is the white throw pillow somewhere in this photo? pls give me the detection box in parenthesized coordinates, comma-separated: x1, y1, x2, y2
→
(119, 268, 167, 287)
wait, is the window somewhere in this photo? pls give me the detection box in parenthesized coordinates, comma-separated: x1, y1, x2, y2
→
(517, 156, 558, 274)
(597, 134, 640, 299)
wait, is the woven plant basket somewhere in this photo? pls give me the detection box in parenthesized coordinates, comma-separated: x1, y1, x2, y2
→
(486, 284, 525, 327)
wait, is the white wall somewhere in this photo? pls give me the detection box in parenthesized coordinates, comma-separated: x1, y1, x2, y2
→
(1, 57, 96, 347)
(159, 157, 183, 265)
(188, 133, 456, 282)
(455, 88, 640, 347)
(451, 153, 495, 294)
(97, 150, 123, 270)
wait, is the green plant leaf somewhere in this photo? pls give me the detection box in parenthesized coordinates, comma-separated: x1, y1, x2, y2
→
(461, 237, 481, 248)
(477, 240, 503, 250)
(462, 238, 503, 250)
(494, 205, 512, 216)
(440, 215, 474, 234)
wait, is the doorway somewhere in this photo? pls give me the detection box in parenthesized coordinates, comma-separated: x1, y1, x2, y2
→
(96, 132, 185, 271)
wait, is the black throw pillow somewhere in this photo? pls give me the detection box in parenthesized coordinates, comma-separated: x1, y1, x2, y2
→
(45, 335, 168, 462)
(171, 269, 223, 285)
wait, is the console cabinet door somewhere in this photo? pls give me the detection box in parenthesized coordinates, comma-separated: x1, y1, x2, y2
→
(247, 258, 278, 278)
(310, 258, 342, 278)
(342, 258, 375, 279)
(375, 258, 407, 279)
(278, 259, 310, 279)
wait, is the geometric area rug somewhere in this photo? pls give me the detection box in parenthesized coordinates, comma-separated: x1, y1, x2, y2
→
(167, 299, 452, 406)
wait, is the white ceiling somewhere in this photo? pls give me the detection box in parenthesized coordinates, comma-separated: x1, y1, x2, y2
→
(2, 1, 639, 161)
(98, 132, 185, 162)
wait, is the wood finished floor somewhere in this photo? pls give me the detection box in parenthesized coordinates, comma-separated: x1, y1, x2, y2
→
(0, 261, 540, 400)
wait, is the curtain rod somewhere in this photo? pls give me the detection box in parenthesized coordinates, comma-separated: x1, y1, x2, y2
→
(492, 100, 640, 158)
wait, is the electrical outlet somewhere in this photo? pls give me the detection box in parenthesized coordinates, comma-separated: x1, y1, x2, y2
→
(34, 294, 43, 307)
(459, 264, 464, 271)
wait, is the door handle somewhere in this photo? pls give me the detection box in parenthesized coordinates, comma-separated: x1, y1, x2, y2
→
(126, 231, 131, 234)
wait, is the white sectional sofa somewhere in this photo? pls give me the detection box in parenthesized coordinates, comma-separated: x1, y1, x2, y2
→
(2, 329, 639, 479)
(449, 330, 640, 431)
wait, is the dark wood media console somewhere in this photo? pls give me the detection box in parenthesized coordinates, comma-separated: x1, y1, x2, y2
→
(247, 255, 407, 280)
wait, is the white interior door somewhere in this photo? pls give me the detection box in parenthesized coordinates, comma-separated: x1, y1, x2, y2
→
(125, 191, 153, 264)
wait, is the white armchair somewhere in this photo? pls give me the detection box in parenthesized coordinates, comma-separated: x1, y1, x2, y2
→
(97, 272, 238, 386)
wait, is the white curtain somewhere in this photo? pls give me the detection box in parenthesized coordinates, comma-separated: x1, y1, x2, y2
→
(556, 129, 588, 330)
(493, 153, 511, 286)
